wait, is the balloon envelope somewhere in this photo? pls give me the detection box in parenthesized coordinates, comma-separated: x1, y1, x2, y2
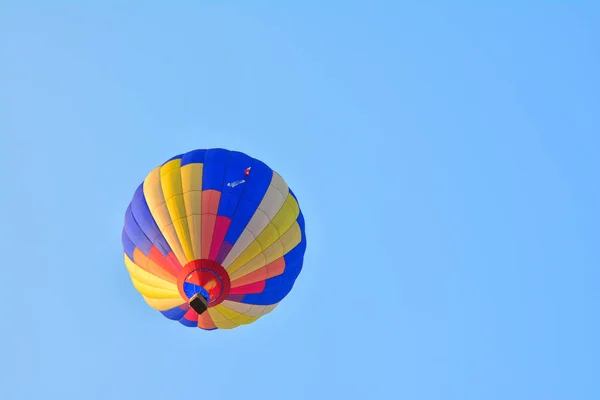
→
(121, 148, 306, 330)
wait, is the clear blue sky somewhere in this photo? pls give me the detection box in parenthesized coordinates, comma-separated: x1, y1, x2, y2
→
(1, 2, 599, 399)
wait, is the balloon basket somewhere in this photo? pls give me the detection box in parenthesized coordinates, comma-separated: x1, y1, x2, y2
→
(189, 293, 208, 315)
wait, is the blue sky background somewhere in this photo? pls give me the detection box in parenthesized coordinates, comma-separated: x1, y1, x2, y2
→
(1, 2, 599, 399)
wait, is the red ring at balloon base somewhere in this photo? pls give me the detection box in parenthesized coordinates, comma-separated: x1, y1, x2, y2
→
(176, 259, 231, 308)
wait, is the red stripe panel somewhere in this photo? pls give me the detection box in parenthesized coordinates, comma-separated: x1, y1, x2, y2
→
(148, 246, 181, 277)
(209, 216, 231, 261)
(229, 280, 266, 295)
(231, 257, 286, 288)
(198, 311, 216, 330)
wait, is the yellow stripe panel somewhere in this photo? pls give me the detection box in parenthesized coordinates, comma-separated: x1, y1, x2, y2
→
(124, 254, 179, 292)
(131, 278, 182, 299)
(278, 221, 303, 254)
(143, 167, 187, 266)
(229, 251, 266, 281)
(125, 254, 182, 301)
(214, 304, 260, 326)
(226, 193, 300, 275)
(160, 159, 194, 263)
(272, 192, 300, 232)
(207, 307, 238, 329)
(231, 222, 302, 278)
(143, 296, 184, 311)
(221, 300, 278, 317)
(180, 163, 203, 260)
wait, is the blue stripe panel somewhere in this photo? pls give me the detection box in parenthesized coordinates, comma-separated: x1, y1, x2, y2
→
(217, 151, 254, 218)
(240, 273, 294, 305)
(284, 212, 307, 269)
(296, 210, 306, 248)
(183, 282, 210, 301)
(202, 148, 230, 191)
(217, 151, 253, 219)
(123, 204, 153, 256)
(161, 306, 188, 320)
(223, 159, 272, 245)
(181, 149, 207, 167)
(241, 211, 306, 305)
(130, 184, 172, 256)
(179, 317, 198, 327)
(121, 230, 136, 261)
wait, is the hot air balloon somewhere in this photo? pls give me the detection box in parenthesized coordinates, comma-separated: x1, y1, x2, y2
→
(121, 148, 306, 330)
